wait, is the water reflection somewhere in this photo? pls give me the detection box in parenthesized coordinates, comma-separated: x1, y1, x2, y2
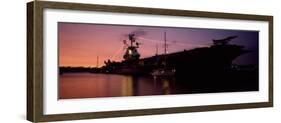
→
(59, 73, 177, 99)
(163, 79, 170, 95)
(121, 76, 133, 96)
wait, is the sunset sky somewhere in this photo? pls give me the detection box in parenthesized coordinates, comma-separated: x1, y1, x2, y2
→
(59, 22, 258, 67)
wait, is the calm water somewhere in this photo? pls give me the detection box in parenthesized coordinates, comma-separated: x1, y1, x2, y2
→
(59, 73, 181, 99)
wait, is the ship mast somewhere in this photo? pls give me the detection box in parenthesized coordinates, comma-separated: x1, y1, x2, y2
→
(156, 44, 158, 55)
(163, 31, 167, 67)
(96, 56, 99, 68)
(123, 33, 141, 61)
(164, 31, 167, 55)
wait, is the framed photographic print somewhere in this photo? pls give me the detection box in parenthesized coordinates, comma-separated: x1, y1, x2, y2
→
(27, 0, 273, 122)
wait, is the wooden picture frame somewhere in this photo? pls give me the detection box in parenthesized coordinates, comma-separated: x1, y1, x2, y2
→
(27, 0, 273, 122)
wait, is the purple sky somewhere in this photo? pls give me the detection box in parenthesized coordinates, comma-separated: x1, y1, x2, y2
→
(59, 22, 258, 67)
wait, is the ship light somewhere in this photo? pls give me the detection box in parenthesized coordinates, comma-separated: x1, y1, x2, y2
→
(128, 50, 132, 54)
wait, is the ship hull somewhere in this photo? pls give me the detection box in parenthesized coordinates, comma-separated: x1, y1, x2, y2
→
(102, 44, 249, 76)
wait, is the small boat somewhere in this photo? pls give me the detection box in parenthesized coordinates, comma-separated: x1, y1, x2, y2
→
(151, 68, 175, 78)
(151, 31, 176, 78)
